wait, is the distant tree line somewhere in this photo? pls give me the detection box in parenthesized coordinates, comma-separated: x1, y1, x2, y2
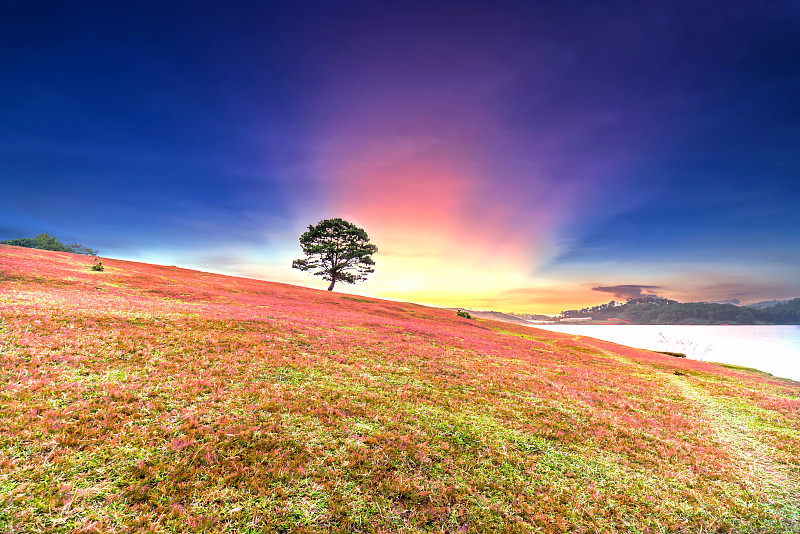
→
(1, 233, 98, 256)
(561, 297, 800, 325)
(561, 296, 676, 318)
(757, 299, 800, 324)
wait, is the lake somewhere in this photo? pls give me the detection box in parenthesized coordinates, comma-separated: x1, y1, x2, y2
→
(528, 324, 800, 382)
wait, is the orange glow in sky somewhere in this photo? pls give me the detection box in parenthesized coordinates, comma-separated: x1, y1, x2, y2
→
(302, 119, 580, 314)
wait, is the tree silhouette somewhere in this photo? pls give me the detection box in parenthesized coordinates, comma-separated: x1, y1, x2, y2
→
(292, 218, 377, 291)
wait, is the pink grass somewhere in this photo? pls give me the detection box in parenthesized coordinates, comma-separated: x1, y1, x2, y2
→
(1, 244, 798, 533)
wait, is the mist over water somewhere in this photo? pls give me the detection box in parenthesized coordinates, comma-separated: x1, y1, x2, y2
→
(529, 325, 800, 382)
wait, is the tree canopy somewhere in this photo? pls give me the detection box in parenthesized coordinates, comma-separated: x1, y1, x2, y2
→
(1, 233, 98, 256)
(292, 218, 377, 291)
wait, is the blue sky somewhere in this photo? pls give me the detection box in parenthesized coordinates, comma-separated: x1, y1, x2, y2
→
(2, 0, 799, 313)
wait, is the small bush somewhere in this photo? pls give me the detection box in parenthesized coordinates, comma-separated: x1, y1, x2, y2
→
(91, 260, 104, 272)
(456, 309, 472, 319)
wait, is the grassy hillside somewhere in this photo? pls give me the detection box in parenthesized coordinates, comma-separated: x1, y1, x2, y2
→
(1, 245, 799, 533)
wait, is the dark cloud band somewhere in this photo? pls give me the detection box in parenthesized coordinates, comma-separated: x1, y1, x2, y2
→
(592, 285, 662, 300)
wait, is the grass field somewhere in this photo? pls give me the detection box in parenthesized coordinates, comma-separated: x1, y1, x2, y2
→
(1, 245, 799, 533)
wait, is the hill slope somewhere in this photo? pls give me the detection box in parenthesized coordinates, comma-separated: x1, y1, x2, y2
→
(1, 245, 799, 533)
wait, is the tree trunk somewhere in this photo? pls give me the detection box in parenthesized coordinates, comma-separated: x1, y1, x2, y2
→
(327, 278, 336, 291)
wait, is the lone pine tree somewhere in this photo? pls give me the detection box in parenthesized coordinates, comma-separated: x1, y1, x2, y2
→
(291, 218, 378, 291)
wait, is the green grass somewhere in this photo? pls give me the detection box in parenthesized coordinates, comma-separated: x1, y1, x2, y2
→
(2, 245, 799, 532)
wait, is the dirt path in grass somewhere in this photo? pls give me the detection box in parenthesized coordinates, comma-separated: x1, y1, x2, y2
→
(543, 333, 800, 525)
(570, 335, 799, 514)
(667, 374, 800, 520)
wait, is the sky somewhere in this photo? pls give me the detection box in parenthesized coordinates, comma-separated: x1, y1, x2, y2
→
(2, 0, 799, 315)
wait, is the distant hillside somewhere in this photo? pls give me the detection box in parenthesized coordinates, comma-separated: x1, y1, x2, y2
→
(2, 245, 799, 533)
(458, 309, 540, 325)
(510, 312, 554, 322)
(747, 299, 793, 309)
(561, 296, 800, 325)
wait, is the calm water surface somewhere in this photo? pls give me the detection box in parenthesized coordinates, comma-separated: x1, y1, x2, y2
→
(529, 325, 800, 382)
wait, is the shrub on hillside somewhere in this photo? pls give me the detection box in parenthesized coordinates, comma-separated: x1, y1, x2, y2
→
(456, 309, 472, 319)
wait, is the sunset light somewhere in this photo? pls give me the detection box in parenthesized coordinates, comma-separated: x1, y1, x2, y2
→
(2, 2, 799, 311)
(2, 2, 799, 531)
